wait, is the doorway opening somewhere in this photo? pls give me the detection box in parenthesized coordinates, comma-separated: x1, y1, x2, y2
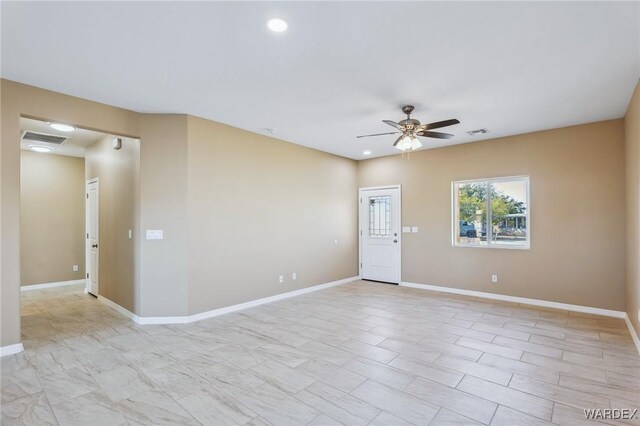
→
(359, 185, 402, 284)
(86, 178, 99, 296)
(19, 116, 140, 347)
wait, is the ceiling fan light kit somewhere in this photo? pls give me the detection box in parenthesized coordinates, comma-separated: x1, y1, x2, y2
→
(395, 134, 422, 151)
(357, 105, 460, 152)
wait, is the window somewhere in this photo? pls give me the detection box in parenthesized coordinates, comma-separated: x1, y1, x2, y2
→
(452, 176, 529, 249)
(369, 195, 391, 237)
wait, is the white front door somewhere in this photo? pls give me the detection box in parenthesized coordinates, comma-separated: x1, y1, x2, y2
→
(360, 186, 401, 284)
(86, 180, 99, 296)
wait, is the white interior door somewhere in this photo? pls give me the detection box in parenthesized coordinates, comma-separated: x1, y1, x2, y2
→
(86, 180, 99, 296)
(360, 186, 401, 284)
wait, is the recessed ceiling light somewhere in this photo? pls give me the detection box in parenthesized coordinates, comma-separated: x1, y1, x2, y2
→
(29, 145, 53, 153)
(267, 18, 288, 32)
(363, 150, 372, 156)
(49, 123, 76, 132)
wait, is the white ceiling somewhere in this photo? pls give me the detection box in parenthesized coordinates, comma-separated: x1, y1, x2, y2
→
(2, 2, 639, 160)
(20, 117, 106, 158)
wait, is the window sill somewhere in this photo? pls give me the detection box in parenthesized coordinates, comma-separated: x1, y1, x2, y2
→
(452, 243, 530, 250)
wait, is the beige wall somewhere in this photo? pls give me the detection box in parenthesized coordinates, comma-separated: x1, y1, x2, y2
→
(1, 80, 357, 348)
(85, 136, 140, 313)
(186, 116, 358, 314)
(20, 152, 85, 286)
(625, 80, 640, 336)
(1, 79, 140, 347)
(358, 120, 627, 311)
(138, 115, 189, 317)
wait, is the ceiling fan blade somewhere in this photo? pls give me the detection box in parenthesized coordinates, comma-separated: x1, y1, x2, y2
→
(356, 131, 400, 139)
(392, 135, 404, 147)
(416, 130, 454, 139)
(421, 119, 460, 131)
(382, 120, 403, 130)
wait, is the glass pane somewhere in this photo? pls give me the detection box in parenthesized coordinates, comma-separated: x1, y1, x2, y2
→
(490, 180, 528, 246)
(369, 195, 391, 238)
(455, 182, 488, 245)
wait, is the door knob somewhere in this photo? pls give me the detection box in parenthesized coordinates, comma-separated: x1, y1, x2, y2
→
(393, 239, 398, 243)
(92, 244, 98, 248)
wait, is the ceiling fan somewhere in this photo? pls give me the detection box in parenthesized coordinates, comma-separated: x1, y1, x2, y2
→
(357, 105, 460, 151)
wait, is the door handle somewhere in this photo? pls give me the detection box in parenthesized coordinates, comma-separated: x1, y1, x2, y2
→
(393, 239, 398, 243)
(92, 244, 98, 248)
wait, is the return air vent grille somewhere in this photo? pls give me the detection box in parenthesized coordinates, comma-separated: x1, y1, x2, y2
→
(21, 131, 69, 145)
(466, 128, 489, 136)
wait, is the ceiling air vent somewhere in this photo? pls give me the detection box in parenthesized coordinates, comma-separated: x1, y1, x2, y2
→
(466, 128, 489, 136)
(21, 131, 69, 145)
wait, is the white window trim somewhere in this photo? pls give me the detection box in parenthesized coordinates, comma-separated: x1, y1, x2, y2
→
(451, 175, 530, 250)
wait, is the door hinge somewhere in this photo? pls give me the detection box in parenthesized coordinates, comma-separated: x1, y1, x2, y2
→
(86, 193, 89, 199)
(86, 273, 89, 279)
(86, 233, 89, 239)
(360, 197, 362, 203)
(360, 262, 362, 268)
(360, 230, 362, 236)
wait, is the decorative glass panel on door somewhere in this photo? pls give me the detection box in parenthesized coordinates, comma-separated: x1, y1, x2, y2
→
(369, 195, 391, 238)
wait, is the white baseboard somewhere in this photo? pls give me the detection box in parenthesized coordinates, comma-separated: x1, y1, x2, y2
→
(0, 343, 24, 357)
(97, 295, 142, 323)
(400, 281, 626, 319)
(99, 276, 360, 325)
(624, 314, 640, 356)
(21, 279, 84, 291)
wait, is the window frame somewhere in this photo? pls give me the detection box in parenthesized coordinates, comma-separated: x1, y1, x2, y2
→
(451, 175, 530, 250)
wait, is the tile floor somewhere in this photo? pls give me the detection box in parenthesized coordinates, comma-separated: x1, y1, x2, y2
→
(1, 281, 639, 425)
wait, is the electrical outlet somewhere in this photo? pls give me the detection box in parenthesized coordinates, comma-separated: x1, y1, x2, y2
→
(73, 265, 79, 272)
(491, 274, 498, 283)
(292, 272, 297, 280)
(279, 275, 284, 284)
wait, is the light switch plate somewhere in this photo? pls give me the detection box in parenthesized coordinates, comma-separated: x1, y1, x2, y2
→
(402, 227, 411, 233)
(146, 230, 163, 240)
(128, 229, 132, 239)
(411, 227, 419, 233)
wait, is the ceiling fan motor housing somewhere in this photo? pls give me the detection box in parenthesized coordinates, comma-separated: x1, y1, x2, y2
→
(400, 105, 420, 130)
(399, 118, 421, 129)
